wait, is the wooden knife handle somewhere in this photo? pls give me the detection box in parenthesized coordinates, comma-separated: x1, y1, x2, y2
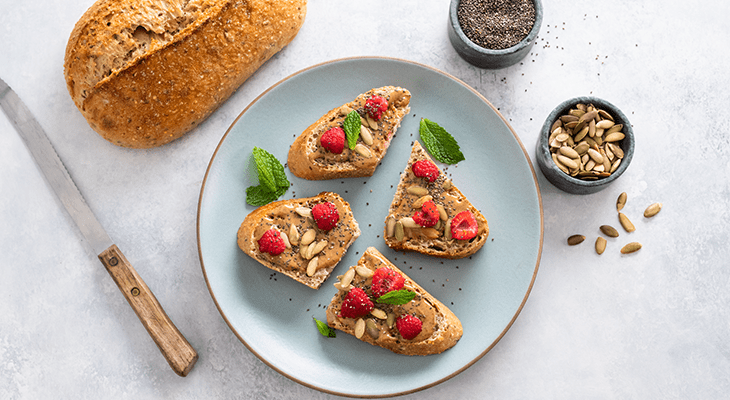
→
(98, 244, 198, 377)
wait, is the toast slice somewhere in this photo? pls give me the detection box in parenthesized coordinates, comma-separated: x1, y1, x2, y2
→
(325, 247, 463, 355)
(287, 86, 411, 180)
(237, 192, 360, 289)
(383, 141, 489, 259)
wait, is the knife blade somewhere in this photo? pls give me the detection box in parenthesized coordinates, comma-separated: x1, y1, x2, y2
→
(0, 78, 198, 377)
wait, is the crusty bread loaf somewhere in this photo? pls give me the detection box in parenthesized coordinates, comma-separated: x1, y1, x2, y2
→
(237, 192, 360, 289)
(287, 86, 411, 180)
(383, 141, 489, 259)
(326, 247, 463, 355)
(64, 0, 306, 148)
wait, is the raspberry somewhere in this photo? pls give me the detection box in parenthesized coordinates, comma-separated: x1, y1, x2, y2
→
(339, 287, 374, 319)
(396, 314, 422, 340)
(364, 95, 388, 120)
(411, 159, 439, 182)
(257, 228, 286, 255)
(412, 200, 439, 227)
(450, 210, 479, 240)
(320, 127, 345, 154)
(371, 267, 406, 299)
(311, 202, 340, 230)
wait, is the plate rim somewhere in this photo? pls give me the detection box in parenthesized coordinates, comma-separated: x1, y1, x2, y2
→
(196, 56, 544, 398)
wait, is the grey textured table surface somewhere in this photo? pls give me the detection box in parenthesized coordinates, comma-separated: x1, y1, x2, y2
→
(1, 0, 728, 398)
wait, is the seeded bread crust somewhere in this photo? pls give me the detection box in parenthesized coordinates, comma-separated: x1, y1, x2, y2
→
(287, 86, 411, 180)
(64, 0, 307, 148)
(237, 192, 360, 289)
(325, 247, 463, 355)
(384, 141, 489, 259)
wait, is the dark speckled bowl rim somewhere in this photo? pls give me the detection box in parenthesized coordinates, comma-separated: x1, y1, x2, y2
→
(449, 0, 543, 57)
(537, 96, 635, 192)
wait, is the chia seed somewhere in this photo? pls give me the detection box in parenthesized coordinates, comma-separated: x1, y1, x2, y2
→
(457, 0, 536, 50)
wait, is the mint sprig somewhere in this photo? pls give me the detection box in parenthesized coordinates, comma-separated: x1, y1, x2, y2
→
(419, 118, 465, 164)
(343, 110, 361, 150)
(313, 316, 336, 338)
(245, 147, 289, 206)
(376, 289, 416, 305)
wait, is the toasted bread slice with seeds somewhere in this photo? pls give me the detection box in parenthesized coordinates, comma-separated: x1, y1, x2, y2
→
(287, 86, 411, 180)
(383, 141, 488, 259)
(326, 247, 462, 355)
(237, 192, 360, 289)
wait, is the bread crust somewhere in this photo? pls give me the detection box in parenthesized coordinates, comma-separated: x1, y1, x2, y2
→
(326, 247, 463, 355)
(287, 86, 411, 180)
(384, 141, 489, 259)
(237, 192, 360, 289)
(64, 0, 307, 148)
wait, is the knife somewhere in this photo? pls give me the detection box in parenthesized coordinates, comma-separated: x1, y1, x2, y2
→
(0, 78, 198, 377)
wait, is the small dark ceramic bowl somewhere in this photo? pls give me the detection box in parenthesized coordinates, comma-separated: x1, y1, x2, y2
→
(535, 97, 635, 195)
(448, 0, 543, 69)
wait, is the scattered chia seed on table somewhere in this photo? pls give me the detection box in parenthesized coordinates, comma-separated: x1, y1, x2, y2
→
(457, 0, 536, 50)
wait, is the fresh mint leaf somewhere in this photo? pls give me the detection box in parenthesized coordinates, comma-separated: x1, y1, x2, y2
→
(246, 184, 287, 207)
(343, 110, 361, 150)
(252, 147, 278, 192)
(246, 147, 289, 206)
(313, 316, 336, 338)
(376, 289, 416, 305)
(419, 118, 465, 165)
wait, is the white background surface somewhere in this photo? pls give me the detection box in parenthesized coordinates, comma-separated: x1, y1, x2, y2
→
(1, 0, 729, 399)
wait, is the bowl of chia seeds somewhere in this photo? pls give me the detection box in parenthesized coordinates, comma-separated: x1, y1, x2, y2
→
(448, 0, 543, 69)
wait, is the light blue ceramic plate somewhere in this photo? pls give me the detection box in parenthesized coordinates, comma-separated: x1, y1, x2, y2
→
(198, 57, 543, 398)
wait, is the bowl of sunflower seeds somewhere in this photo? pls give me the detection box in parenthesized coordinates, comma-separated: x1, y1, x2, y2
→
(536, 96, 635, 194)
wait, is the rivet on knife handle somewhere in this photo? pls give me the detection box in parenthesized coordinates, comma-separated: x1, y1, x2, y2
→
(99, 245, 198, 377)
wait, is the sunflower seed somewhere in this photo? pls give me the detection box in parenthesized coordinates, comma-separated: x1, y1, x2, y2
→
(355, 318, 366, 339)
(621, 242, 642, 254)
(354, 143, 372, 158)
(444, 218, 453, 240)
(595, 237, 607, 254)
(304, 241, 318, 259)
(300, 229, 316, 246)
(422, 227, 441, 239)
(365, 319, 380, 339)
(395, 220, 404, 241)
(437, 204, 448, 221)
(312, 240, 328, 256)
(442, 179, 452, 190)
(400, 217, 420, 229)
(558, 155, 579, 169)
(360, 125, 374, 145)
(644, 202, 662, 218)
(618, 212, 636, 232)
(386, 313, 396, 328)
(366, 115, 378, 130)
(341, 267, 356, 287)
(412, 195, 433, 209)
(617, 192, 627, 212)
(596, 120, 615, 129)
(280, 231, 291, 249)
(603, 132, 625, 142)
(386, 217, 396, 237)
(306, 257, 319, 276)
(295, 207, 312, 218)
(407, 185, 429, 196)
(356, 265, 374, 278)
(371, 308, 387, 319)
(568, 234, 586, 245)
(288, 224, 300, 246)
(600, 225, 619, 237)
(339, 105, 352, 115)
